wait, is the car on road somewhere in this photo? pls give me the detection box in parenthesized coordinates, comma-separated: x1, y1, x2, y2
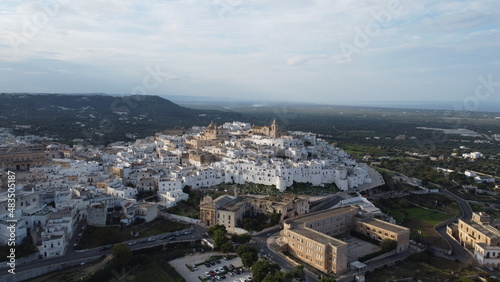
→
(184, 230, 191, 235)
(99, 247, 107, 251)
(175, 231, 180, 236)
(147, 237, 155, 242)
(128, 241, 137, 246)
(210, 260, 216, 265)
(160, 235, 168, 240)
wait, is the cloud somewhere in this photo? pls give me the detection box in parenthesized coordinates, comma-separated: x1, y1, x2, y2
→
(0, 0, 498, 104)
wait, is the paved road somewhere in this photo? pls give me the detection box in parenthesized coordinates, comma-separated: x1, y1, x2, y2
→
(440, 188, 472, 220)
(0, 224, 206, 279)
(432, 188, 474, 263)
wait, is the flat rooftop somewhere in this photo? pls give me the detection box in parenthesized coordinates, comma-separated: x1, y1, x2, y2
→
(357, 217, 409, 233)
(291, 228, 348, 247)
(289, 206, 359, 225)
(463, 219, 500, 238)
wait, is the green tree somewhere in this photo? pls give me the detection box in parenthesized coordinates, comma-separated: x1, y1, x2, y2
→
(213, 229, 229, 247)
(291, 265, 304, 280)
(111, 244, 132, 267)
(398, 198, 410, 209)
(232, 233, 252, 243)
(207, 224, 226, 236)
(252, 259, 281, 282)
(240, 251, 259, 268)
(379, 239, 398, 252)
(262, 270, 284, 282)
(221, 242, 233, 254)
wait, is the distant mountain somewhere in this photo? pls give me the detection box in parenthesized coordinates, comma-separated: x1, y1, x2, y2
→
(0, 93, 250, 144)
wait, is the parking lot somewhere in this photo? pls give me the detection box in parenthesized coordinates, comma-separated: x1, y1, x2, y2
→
(170, 252, 253, 282)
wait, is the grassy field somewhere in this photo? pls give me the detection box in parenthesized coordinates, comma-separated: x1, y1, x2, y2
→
(130, 260, 185, 282)
(366, 254, 485, 281)
(405, 207, 452, 226)
(373, 193, 459, 250)
(403, 207, 452, 249)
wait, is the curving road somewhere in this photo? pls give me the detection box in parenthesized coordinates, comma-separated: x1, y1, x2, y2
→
(435, 188, 473, 262)
(441, 188, 472, 220)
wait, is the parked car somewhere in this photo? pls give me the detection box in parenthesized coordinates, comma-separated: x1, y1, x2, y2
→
(192, 265, 197, 270)
(205, 272, 211, 278)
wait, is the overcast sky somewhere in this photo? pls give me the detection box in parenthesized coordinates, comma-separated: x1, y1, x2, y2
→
(1, 0, 499, 105)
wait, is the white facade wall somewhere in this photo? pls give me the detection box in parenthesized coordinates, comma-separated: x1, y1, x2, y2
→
(158, 179, 183, 192)
(158, 189, 189, 208)
(0, 220, 27, 245)
(474, 244, 500, 267)
(40, 231, 67, 258)
(107, 186, 138, 199)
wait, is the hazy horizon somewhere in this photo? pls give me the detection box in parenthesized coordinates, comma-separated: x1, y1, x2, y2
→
(1, 1, 499, 107)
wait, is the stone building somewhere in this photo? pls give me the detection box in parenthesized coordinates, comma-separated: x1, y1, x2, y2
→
(280, 206, 409, 275)
(186, 121, 229, 149)
(199, 194, 310, 233)
(454, 212, 500, 266)
(251, 120, 281, 138)
(0, 144, 46, 171)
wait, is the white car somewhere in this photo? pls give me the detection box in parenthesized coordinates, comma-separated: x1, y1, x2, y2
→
(147, 237, 155, 242)
(204, 272, 211, 277)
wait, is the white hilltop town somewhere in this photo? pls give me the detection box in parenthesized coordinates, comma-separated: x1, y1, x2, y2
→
(0, 121, 376, 260)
